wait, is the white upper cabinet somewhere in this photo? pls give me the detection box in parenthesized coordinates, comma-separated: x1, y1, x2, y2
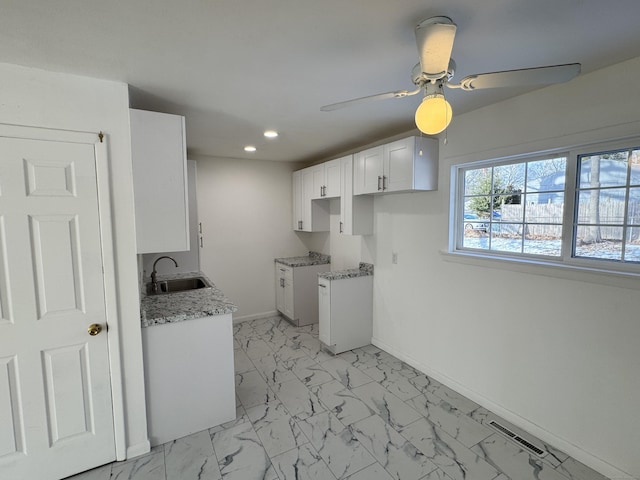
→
(309, 164, 326, 200)
(354, 136, 438, 195)
(340, 155, 373, 235)
(307, 160, 341, 199)
(354, 145, 385, 195)
(292, 170, 303, 231)
(293, 167, 329, 232)
(130, 109, 189, 254)
(324, 158, 341, 198)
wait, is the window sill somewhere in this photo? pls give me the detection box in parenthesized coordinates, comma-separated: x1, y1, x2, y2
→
(440, 249, 640, 290)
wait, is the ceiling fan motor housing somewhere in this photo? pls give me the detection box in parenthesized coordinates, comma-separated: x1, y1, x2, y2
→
(412, 60, 456, 86)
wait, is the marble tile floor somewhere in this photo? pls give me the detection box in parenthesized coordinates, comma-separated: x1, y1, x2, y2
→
(67, 314, 609, 480)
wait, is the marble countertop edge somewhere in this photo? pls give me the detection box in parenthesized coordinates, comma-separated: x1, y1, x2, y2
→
(140, 271, 237, 328)
(318, 262, 374, 280)
(274, 250, 331, 267)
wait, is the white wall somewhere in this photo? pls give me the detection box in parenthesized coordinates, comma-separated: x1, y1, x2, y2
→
(0, 63, 148, 457)
(355, 57, 640, 479)
(195, 155, 314, 321)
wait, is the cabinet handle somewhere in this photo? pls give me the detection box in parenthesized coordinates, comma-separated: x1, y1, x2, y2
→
(199, 236, 203, 248)
(318, 284, 326, 288)
(383, 175, 387, 190)
(198, 222, 202, 234)
(377, 176, 382, 191)
(298, 220, 303, 230)
(339, 221, 343, 233)
(280, 278, 284, 287)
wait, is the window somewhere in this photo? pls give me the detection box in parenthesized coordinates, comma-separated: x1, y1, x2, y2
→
(452, 140, 640, 274)
(574, 148, 640, 262)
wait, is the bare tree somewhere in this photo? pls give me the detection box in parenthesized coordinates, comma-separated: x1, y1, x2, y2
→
(583, 156, 601, 244)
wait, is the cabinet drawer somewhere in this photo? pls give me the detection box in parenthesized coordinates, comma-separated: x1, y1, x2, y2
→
(277, 264, 293, 281)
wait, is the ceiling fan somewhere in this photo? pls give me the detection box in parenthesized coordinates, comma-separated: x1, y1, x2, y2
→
(320, 16, 581, 134)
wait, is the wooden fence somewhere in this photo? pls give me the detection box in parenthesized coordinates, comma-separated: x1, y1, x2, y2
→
(495, 201, 640, 241)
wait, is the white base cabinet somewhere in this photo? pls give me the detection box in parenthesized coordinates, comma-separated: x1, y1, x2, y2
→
(276, 262, 330, 326)
(141, 314, 235, 446)
(318, 276, 373, 354)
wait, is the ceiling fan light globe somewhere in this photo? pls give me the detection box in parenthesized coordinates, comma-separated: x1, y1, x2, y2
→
(415, 95, 452, 135)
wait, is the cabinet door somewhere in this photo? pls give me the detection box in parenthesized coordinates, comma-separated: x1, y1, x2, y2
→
(283, 278, 294, 319)
(301, 168, 315, 231)
(341, 155, 373, 235)
(354, 145, 384, 195)
(383, 137, 414, 192)
(299, 167, 330, 232)
(131, 109, 189, 253)
(340, 155, 353, 235)
(309, 164, 325, 200)
(275, 266, 285, 313)
(318, 279, 331, 346)
(292, 171, 303, 230)
(324, 159, 341, 198)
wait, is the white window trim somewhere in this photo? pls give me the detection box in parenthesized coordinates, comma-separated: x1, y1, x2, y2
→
(449, 138, 640, 280)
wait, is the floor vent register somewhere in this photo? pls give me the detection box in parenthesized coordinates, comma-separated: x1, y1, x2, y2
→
(488, 420, 546, 457)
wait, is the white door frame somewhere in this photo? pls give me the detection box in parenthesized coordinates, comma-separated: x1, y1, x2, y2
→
(0, 122, 127, 460)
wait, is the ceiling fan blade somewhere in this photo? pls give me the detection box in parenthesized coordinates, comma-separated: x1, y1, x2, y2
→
(320, 88, 420, 112)
(457, 63, 581, 91)
(415, 16, 457, 79)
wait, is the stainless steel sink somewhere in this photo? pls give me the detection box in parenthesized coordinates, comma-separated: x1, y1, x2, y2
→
(146, 276, 212, 295)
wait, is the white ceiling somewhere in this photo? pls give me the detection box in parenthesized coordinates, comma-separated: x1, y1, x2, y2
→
(3, 1, 640, 163)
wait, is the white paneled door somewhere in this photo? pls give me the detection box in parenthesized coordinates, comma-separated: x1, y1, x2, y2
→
(0, 133, 116, 479)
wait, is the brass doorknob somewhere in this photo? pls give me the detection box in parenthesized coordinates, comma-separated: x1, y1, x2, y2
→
(88, 323, 103, 336)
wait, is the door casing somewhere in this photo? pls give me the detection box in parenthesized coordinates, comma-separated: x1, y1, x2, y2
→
(0, 123, 127, 461)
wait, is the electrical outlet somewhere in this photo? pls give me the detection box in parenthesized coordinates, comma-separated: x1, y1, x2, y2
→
(392, 252, 398, 264)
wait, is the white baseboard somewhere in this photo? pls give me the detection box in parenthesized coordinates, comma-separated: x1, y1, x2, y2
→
(233, 310, 278, 324)
(371, 336, 636, 480)
(125, 439, 151, 460)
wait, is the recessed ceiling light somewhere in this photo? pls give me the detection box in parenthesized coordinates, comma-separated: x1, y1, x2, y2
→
(244, 145, 256, 152)
(264, 130, 279, 138)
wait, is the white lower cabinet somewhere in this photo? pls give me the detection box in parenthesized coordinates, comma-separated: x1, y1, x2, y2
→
(275, 262, 330, 326)
(318, 275, 373, 354)
(275, 264, 294, 319)
(141, 314, 235, 446)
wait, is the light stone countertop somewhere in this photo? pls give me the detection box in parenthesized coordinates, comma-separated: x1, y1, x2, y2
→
(274, 250, 331, 267)
(140, 272, 237, 328)
(318, 262, 374, 281)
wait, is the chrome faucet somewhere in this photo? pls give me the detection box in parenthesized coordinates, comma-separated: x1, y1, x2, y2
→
(151, 256, 179, 293)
